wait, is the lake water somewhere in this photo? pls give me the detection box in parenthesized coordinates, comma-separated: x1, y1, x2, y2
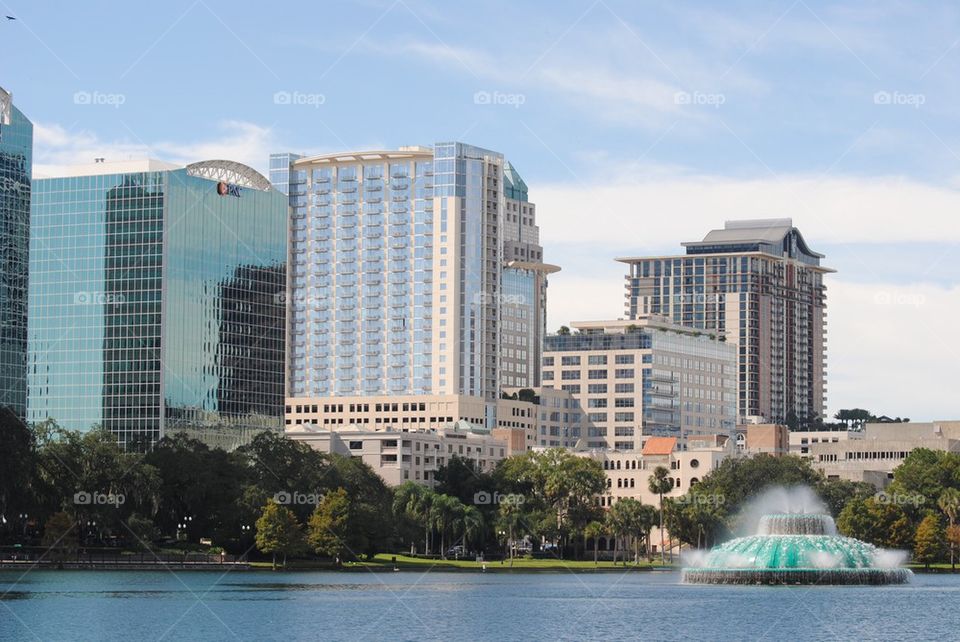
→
(0, 569, 954, 641)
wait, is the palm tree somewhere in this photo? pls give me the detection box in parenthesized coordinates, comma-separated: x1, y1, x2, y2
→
(392, 483, 436, 556)
(431, 494, 463, 558)
(496, 501, 526, 566)
(636, 504, 659, 561)
(460, 505, 484, 554)
(583, 521, 605, 565)
(648, 466, 673, 564)
(938, 488, 960, 570)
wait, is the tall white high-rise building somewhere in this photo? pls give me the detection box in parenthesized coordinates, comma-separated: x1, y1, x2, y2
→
(275, 142, 557, 429)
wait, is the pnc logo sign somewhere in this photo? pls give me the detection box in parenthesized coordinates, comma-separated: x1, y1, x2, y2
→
(216, 181, 242, 198)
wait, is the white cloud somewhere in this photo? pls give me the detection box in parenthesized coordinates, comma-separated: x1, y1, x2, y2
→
(827, 280, 960, 421)
(536, 169, 960, 251)
(33, 120, 280, 178)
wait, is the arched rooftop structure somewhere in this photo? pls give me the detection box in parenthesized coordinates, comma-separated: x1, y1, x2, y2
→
(186, 160, 273, 191)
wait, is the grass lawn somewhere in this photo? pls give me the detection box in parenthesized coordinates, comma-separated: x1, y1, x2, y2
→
(355, 554, 673, 572)
(249, 554, 676, 572)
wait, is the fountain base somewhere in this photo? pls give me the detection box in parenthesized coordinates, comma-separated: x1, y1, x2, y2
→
(683, 567, 912, 585)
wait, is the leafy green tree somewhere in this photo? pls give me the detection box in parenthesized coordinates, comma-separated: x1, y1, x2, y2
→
(914, 513, 945, 568)
(836, 496, 913, 551)
(938, 488, 960, 570)
(648, 467, 673, 563)
(125, 514, 158, 551)
(42, 511, 77, 566)
(327, 455, 395, 558)
(255, 499, 306, 569)
(434, 456, 495, 507)
(307, 488, 350, 562)
(0, 407, 34, 523)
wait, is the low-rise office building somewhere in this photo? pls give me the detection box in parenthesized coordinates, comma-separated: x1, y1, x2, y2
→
(286, 422, 507, 487)
(789, 427, 860, 456)
(542, 317, 737, 451)
(808, 421, 960, 488)
(286, 389, 585, 457)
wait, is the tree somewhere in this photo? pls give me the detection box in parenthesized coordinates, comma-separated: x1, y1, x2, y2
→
(459, 505, 484, 554)
(914, 513, 945, 569)
(393, 483, 435, 555)
(947, 526, 960, 572)
(583, 521, 605, 565)
(0, 407, 34, 522)
(556, 326, 571, 336)
(648, 467, 673, 564)
(430, 494, 464, 558)
(255, 499, 305, 569)
(42, 512, 77, 567)
(496, 500, 527, 565)
(307, 488, 350, 563)
(125, 514, 158, 551)
(938, 488, 960, 570)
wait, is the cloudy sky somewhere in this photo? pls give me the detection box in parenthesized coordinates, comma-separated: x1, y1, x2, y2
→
(4, 0, 959, 421)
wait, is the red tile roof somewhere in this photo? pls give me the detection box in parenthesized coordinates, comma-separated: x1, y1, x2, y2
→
(641, 437, 677, 456)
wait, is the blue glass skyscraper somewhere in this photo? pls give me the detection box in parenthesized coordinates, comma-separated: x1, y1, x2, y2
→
(28, 160, 287, 449)
(0, 87, 32, 420)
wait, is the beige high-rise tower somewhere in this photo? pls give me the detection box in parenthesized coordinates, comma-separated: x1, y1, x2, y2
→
(618, 219, 833, 427)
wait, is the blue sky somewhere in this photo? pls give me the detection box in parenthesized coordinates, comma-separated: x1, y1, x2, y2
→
(4, 0, 960, 420)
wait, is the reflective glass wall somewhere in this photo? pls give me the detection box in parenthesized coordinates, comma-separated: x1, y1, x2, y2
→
(29, 167, 286, 449)
(0, 90, 31, 419)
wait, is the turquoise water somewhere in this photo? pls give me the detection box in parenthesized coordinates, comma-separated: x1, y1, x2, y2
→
(1, 570, 956, 641)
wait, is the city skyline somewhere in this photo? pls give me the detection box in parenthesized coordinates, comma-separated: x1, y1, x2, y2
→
(2, 0, 958, 420)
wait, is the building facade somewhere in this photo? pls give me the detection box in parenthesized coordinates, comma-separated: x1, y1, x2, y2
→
(806, 421, 960, 488)
(276, 143, 556, 429)
(284, 388, 584, 455)
(28, 159, 287, 449)
(618, 219, 832, 426)
(542, 318, 737, 450)
(286, 423, 508, 487)
(0, 87, 32, 419)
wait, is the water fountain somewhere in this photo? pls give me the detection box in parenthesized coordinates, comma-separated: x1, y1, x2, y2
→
(682, 489, 912, 585)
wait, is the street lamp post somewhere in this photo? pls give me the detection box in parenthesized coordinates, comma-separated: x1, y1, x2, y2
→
(240, 524, 252, 561)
